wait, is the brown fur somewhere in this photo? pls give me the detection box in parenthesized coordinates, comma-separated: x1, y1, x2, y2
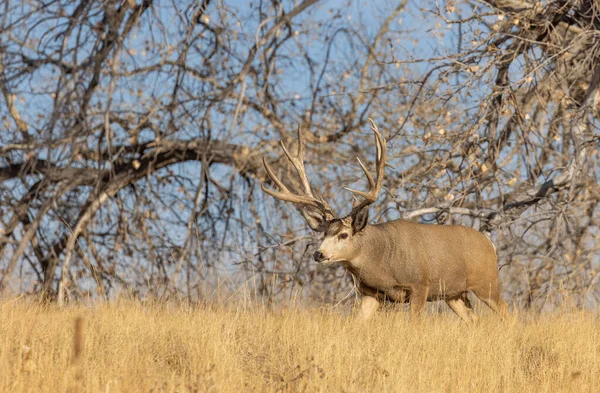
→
(323, 219, 508, 322)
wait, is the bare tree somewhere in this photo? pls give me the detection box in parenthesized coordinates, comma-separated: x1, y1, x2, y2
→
(0, 0, 598, 308)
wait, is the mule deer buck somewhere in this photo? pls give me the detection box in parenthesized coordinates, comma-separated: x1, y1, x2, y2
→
(262, 119, 508, 322)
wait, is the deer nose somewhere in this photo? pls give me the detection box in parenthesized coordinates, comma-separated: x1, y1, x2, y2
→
(313, 251, 324, 262)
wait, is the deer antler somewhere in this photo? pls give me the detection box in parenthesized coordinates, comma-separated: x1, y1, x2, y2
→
(262, 125, 335, 221)
(345, 118, 387, 216)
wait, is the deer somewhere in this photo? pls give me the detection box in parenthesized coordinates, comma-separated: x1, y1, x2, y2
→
(261, 119, 508, 322)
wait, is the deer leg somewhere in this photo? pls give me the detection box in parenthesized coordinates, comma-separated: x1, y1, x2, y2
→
(481, 297, 509, 320)
(472, 284, 509, 320)
(446, 293, 479, 324)
(409, 286, 429, 315)
(356, 295, 380, 321)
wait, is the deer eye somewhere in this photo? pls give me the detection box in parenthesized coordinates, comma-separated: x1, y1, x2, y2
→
(338, 233, 349, 240)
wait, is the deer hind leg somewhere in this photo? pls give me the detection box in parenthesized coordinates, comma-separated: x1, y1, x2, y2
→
(471, 283, 508, 320)
(409, 286, 429, 316)
(446, 293, 479, 324)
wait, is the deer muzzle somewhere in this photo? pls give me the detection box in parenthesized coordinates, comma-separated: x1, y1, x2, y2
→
(313, 250, 326, 262)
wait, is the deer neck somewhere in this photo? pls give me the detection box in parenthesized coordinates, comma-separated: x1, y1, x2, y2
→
(341, 225, 382, 272)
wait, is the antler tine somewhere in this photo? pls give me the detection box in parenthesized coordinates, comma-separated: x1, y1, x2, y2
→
(279, 126, 313, 198)
(261, 160, 325, 211)
(262, 157, 290, 193)
(345, 158, 375, 199)
(370, 118, 386, 192)
(261, 125, 335, 220)
(345, 118, 387, 215)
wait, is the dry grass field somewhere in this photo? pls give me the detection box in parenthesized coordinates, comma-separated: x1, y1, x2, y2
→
(1, 298, 599, 393)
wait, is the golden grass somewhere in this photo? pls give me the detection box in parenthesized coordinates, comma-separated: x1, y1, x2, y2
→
(1, 299, 599, 393)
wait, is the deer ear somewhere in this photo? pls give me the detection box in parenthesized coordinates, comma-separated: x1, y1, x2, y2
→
(301, 207, 327, 232)
(351, 207, 369, 233)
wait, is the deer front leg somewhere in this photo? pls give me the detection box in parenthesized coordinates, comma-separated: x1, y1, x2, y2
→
(356, 295, 380, 321)
(409, 286, 429, 315)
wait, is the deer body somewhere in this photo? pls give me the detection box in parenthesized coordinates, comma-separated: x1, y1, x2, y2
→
(262, 119, 507, 322)
(326, 220, 506, 320)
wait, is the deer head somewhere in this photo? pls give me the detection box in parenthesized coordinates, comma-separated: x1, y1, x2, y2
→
(262, 119, 387, 264)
